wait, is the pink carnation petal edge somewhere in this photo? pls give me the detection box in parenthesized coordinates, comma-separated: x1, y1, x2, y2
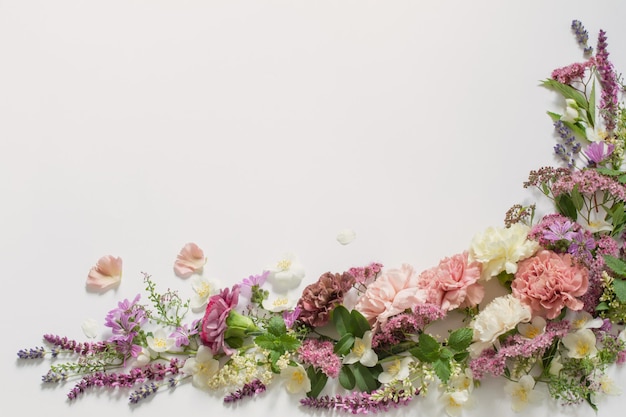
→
(86, 255, 123, 291)
(173, 242, 206, 278)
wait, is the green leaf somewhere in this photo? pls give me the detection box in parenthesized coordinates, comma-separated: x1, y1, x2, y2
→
(339, 366, 356, 390)
(413, 333, 441, 363)
(542, 79, 588, 110)
(267, 316, 286, 337)
(447, 328, 473, 352)
(570, 185, 584, 211)
(588, 80, 596, 127)
(440, 347, 453, 360)
(596, 167, 623, 176)
(497, 271, 514, 290)
(332, 305, 354, 337)
(350, 309, 371, 339)
(603, 255, 626, 277)
(612, 278, 626, 303)
(618, 174, 626, 184)
(254, 333, 278, 351)
(555, 194, 578, 221)
(279, 334, 301, 352)
(352, 363, 380, 392)
(306, 367, 328, 398)
(595, 301, 610, 311)
(453, 351, 469, 362)
(432, 358, 452, 383)
(334, 333, 355, 356)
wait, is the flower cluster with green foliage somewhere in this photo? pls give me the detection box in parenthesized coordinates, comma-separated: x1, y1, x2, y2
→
(17, 20, 626, 415)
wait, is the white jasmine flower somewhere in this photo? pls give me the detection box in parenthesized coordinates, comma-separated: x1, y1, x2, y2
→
(190, 275, 221, 312)
(517, 316, 546, 339)
(266, 253, 305, 293)
(598, 375, 621, 396)
(336, 228, 356, 245)
(468, 294, 532, 357)
(440, 390, 471, 417)
(135, 347, 152, 367)
(562, 328, 598, 359)
(504, 375, 544, 412)
(281, 364, 311, 394)
(262, 293, 296, 312)
(343, 331, 378, 367)
(378, 356, 413, 384)
(146, 328, 176, 353)
(449, 368, 474, 393)
(181, 345, 219, 389)
(81, 318, 99, 339)
(567, 311, 604, 330)
(468, 224, 539, 281)
(578, 207, 613, 234)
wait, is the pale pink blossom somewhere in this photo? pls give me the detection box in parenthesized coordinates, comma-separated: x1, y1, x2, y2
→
(174, 243, 206, 278)
(512, 250, 588, 319)
(417, 252, 484, 311)
(86, 255, 122, 290)
(354, 264, 427, 326)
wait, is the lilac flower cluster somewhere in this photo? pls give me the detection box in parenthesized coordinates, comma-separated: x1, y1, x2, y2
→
(469, 322, 570, 380)
(297, 339, 342, 378)
(104, 294, 147, 359)
(223, 379, 267, 403)
(66, 358, 181, 400)
(300, 389, 416, 414)
(347, 262, 383, 284)
(551, 60, 593, 85)
(372, 304, 445, 350)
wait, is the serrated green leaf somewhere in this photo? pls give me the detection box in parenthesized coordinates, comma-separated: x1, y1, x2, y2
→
(440, 347, 453, 360)
(350, 309, 371, 338)
(339, 366, 356, 390)
(571, 185, 584, 211)
(612, 278, 626, 303)
(447, 328, 473, 352)
(254, 333, 278, 350)
(352, 363, 380, 392)
(433, 358, 452, 383)
(332, 305, 354, 337)
(306, 367, 328, 398)
(267, 316, 286, 336)
(453, 351, 469, 362)
(279, 334, 301, 352)
(413, 333, 441, 363)
(555, 194, 578, 221)
(603, 255, 626, 277)
(334, 333, 355, 356)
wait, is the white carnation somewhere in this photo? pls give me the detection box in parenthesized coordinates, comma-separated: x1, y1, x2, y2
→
(468, 223, 539, 281)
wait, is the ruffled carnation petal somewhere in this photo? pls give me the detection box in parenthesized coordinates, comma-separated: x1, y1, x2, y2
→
(174, 243, 206, 278)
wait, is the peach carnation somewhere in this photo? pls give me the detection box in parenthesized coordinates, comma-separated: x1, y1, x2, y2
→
(354, 264, 427, 326)
(512, 249, 588, 319)
(417, 251, 484, 311)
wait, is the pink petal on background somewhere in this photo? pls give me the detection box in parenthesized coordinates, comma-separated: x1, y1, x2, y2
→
(174, 242, 206, 278)
(86, 255, 123, 290)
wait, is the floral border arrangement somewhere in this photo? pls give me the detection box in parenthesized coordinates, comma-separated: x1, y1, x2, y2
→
(17, 20, 626, 415)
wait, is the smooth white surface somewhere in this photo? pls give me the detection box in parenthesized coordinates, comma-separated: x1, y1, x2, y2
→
(1, 1, 625, 416)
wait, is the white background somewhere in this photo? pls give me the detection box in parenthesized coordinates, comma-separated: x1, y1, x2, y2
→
(2, 1, 626, 416)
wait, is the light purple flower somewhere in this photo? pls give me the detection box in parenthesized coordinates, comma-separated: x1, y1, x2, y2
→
(239, 271, 269, 298)
(584, 141, 614, 166)
(169, 320, 200, 347)
(542, 218, 576, 242)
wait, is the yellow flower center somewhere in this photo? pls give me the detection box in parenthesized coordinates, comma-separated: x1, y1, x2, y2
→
(196, 282, 211, 299)
(154, 338, 167, 349)
(576, 341, 591, 356)
(573, 318, 587, 329)
(526, 326, 540, 339)
(272, 297, 289, 307)
(387, 359, 401, 376)
(277, 259, 292, 271)
(513, 387, 528, 402)
(353, 339, 365, 357)
(292, 369, 305, 384)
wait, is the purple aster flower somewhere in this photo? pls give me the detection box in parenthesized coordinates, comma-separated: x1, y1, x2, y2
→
(584, 141, 614, 166)
(542, 218, 576, 242)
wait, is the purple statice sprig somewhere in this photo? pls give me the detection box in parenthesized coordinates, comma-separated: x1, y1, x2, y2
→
(223, 379, 267, 404)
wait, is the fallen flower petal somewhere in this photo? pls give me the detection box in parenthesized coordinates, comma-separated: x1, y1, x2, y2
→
(86, 255, 122, 291)
(174, 242, 206, 278)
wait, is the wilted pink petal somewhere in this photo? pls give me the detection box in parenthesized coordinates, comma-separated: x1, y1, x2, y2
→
(86, 255, 123, 290)
(174, 242, 206, 278)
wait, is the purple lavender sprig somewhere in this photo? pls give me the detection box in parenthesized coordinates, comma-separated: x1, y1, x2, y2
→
(300, 389, 417, 414)
(66, 358, 181, 400)
(17, 346, 46, 359)
(571, 20, 593, 56)
(595, 29, 619, 132)
(43, 334, 109, 355)
(223, 379, 267, 403)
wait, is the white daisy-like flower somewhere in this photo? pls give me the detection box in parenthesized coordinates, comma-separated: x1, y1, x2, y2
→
(181, 345, 220, 389)
(146, 328, 176, 353)
(378, 356, 413, 384)
(562, 328, 598, 359)
(440, 390, 471, 417)
(261, 293, 296, 312)
(281, 364, 311, 394)
(266, 253, 305, 293)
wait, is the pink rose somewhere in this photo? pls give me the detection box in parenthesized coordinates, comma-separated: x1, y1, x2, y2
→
(418, 252, 484, 311)
(200, 285, 240, 355)
(512, 250, 588, 319)
(355, 264, 427, 326)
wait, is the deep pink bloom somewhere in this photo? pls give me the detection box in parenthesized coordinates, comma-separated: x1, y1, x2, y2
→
(200, 285, 240, 355)
(512, 250, 589, 319)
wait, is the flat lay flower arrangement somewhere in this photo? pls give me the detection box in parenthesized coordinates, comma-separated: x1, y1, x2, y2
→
(17, 20, 626, 415)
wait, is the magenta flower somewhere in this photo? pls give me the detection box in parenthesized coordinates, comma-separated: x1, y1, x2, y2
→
(200, 285, 240, 355)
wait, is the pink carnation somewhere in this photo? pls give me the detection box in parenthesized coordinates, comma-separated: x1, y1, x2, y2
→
(200, 285, 240, 355)
(417, 252, 484, 311)
(354, 264, 427, 327)
(512, 250, 588, 319)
